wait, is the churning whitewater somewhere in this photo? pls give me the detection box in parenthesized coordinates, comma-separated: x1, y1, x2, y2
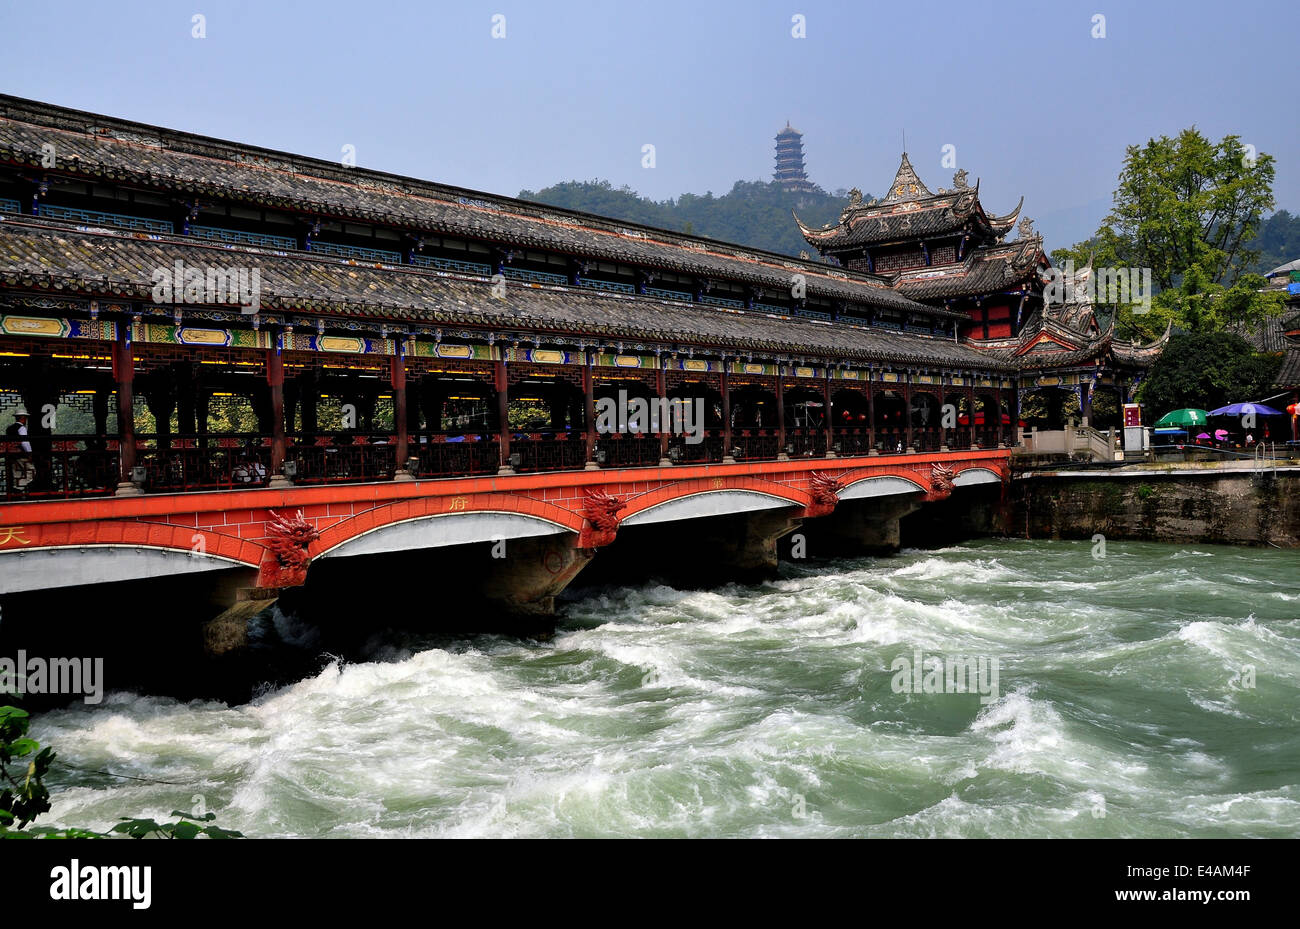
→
(33, 540, 1300, 838)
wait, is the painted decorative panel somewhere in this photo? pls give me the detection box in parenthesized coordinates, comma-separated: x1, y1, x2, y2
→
(133, 322, 271, 349)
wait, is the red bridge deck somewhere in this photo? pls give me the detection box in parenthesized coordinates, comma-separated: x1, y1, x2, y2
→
(0, 448, 1008, 597)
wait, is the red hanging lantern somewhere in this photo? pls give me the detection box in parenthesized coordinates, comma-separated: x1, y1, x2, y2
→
(1288, 403, 1299, 416)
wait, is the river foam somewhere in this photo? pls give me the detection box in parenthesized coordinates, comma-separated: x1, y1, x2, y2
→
(33, 538, 1300, 838)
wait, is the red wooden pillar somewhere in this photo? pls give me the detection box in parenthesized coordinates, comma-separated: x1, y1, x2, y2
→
(584, 354, 597, 468)
(903, 373, 914, 452)
(967, 378, 977, 449)
(721, 364, 734, 462)
(993, 385, 1004, 447)
(824, 369, 835, 456)
(939, 375, 949, 451)
(112, 324, 140, 495)
(391, 348, 412, 480)
(776, 372, 787, 459)
(657, 363, 670, 465)
(1009, 385, 1021, 447)
(495, 354, 512, 474)
(867, 377, 877, 455)
(267, 344, 289, 486)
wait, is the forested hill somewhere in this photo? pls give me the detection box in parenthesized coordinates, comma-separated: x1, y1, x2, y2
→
(1253, 210, 1300, 275)
(517, 179, 857, 258)
(519, 180, 1300, 271)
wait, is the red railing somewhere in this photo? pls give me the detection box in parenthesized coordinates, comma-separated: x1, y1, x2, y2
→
(291, 434, 397, 485)
(835, 428, 873, 456)
(1, 435, 120, 501)
(412, 434, 500, 478)
(876, 428, 907, 454)
(136, 434, 272, 491)
(667, 429, 725, 465)
(913, 428, 942, 452)
(2, 423, 1000, 500)
(786, 428, 826, 459)
(731, 430, 780, 461)
(595, 433, 662, 468)
(511, 432, 589, 472)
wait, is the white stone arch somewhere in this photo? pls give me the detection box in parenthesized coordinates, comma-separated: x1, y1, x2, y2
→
(317, 510, 571, 559)
(621, 489, 800, 527)
(0, 545, 248, 594)
(952, 467, 1003, 487)
(838, 475, 926, 501)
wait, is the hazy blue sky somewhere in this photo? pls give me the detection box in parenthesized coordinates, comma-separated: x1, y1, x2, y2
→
(1, 0, 1294, 249)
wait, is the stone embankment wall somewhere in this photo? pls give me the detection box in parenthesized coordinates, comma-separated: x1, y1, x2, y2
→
(1012, 469, 1300, 548)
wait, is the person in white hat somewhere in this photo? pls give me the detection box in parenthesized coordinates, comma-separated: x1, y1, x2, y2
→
(5, 407, 34, 491)
(7, 408, 32, 454)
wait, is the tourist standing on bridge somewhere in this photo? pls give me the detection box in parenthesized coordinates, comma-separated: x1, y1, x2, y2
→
(4, 408, 34, 492)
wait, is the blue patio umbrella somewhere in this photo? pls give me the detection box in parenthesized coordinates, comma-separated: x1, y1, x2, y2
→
(1209, 402, 1284, 416)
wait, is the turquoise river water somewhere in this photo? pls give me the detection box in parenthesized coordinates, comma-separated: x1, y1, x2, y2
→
(33, 538, 1300, 837)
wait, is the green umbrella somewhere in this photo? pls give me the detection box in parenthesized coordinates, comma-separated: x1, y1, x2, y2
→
(1154, 408, 1210, 428)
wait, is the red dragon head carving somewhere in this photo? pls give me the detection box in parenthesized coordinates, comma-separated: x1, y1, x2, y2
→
(260, 509, 321, 587)
(926, 464, 956, 501)
(808, 470, 844, 507)
(579, 488, 625, 549)
(582, 488, 626, 532)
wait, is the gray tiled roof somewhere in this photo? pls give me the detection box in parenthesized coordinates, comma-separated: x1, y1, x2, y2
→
(798, 197, 976, 249)
(795, 154, 1024, 252)
(890, 237, 1044, 300)
(1231, 314, 1290, 353)
(0, 95, 948, 318)
(0, 218, 1012, 371)
(1276, 348, 1300, 389)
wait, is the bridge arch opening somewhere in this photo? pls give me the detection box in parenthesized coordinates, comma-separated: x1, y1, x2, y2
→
(952, 466, 1003, 487)
(839, 473, 926, 501)
(317, 509, 572, 560)
(621, 487, 802, 527)
(0, 544, 252, 594)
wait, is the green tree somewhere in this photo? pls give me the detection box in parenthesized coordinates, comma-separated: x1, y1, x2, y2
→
(1136, 332, 1282, 416)
(1052, 129, 1284, 339)
(1106, 129, 1274, 290)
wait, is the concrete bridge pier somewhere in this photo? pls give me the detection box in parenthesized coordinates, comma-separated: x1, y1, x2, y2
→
(703, 509, 804, 583)
(479, 533, 594, 617)
(201, 529, 599, 662)
(201, 532, 596, 675)
(580, 507, 803, 588)
(794, 496, 923, 558)
(202, 585, 282, 660)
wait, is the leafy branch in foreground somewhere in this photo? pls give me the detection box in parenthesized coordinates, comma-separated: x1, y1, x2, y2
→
(0, 704, 241, 839)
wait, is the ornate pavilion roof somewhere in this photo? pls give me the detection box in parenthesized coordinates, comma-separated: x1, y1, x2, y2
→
(973, 259, 1171, 372)
(0, 214, 1012, 371)
(793, 154, 1024, 251)
(889, 234, 1047, 301)
(0, 95, 934, 318)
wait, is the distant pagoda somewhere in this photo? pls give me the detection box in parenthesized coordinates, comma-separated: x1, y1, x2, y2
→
(774, 122, 816, 193)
